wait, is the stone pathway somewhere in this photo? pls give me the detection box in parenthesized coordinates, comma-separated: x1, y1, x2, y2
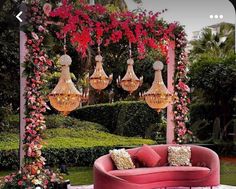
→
(69, 185, 236, 189)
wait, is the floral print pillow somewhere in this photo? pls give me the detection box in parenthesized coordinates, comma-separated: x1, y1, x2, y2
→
(168, 146, 192, 166)
(110, 149, 135, 170)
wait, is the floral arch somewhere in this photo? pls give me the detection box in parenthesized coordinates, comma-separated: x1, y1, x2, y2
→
(4, 0, 191, 188)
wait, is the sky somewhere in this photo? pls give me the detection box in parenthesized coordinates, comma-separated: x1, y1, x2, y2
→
(125, 0, 235, 40)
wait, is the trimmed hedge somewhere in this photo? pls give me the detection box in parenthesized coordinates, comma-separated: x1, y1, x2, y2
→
(0, 114, 19, 132)
(71, 101, 162, 137)
(0, 126, 155, 169)
(44, 115, 108, 131)
(43, 146, 113, 166)
(0, 146, 124, 169)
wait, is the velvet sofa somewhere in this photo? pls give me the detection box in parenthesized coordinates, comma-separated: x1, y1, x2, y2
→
(93, 144, 220, 189)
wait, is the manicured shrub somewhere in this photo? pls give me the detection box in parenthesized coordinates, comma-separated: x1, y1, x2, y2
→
(0, 114, 19, 132)
(0, 150, 19, 169)
(43, 147, 113, 167)
(45, 114, 66, 129)
(45, 115, 107, 131)
(0, 146, 122, 169)
(71, 101, 162, 137)
(0, 126, 155, 169)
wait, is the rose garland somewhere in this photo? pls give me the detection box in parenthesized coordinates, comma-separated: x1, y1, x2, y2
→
(173, 26, 193, 143)
(3, 1, 192, 188)
(3, 1, 59, 189)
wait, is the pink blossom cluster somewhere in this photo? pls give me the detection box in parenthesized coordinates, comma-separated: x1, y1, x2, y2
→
(173, 28, 192, 143)
(4, 0, 58, 188)
(50, 0, 176, 59)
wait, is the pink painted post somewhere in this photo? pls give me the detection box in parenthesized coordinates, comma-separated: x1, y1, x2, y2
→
(20, 31, 27, 168)
(166, 41, 175, 144)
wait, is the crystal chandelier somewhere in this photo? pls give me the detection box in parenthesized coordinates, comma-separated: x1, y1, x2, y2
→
(89, 44, 113, 92)
(140, 61, 174, 112)
(117, 43, 143, 94)
(49, 54, 89, 116)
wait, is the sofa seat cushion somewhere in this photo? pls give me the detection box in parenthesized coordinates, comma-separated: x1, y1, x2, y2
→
(109, 166, 210, 184)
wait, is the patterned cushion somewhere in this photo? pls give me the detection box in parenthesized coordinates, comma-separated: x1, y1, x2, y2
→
(110, 149, 135, 170)
(168, 146, 192, 166)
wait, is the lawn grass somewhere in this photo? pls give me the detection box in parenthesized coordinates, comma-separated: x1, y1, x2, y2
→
(220, 161, 236, 186)
(65, 167, 93, 186)
(0, 128, 155, 151)
(0, 160, 235, 186)
(66, 159, 236, 186)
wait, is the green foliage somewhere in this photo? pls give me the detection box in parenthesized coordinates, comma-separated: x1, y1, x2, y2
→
(0, 111, 19, 133)
(71, 101, 162, 137)
(0, 0, 21, 111)
(190, 102, 215, 123)
(189, 23, 235, 60)
(0, 127, 154, 169)
(45, 114, 107, 131)
(0, 150, 19, 170)
(189, 54, 236, 127)
(64, 167, 93, 186)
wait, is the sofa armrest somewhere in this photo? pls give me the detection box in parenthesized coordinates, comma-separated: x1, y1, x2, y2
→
(191, 146, 219, 168)
(190, 145, 220, 184)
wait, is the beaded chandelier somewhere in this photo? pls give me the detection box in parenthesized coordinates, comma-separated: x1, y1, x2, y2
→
(49, 54, 88, 116)
(89, 45, 113, 92)
(117, 43, 143, 94)
(140, 61, 174, 112)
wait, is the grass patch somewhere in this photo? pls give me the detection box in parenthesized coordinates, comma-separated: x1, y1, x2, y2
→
(66, 160, 236, 186)
(0, 160, 235, 186)
(0, 128, 155, 151)
(65, 167, 93, 186)
(220, 161, 236, 185)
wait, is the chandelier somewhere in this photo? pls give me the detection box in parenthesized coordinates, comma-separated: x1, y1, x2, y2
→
(117, 43, 143, 94)
(89, 45, 113, 92)
(49, 54, 89, 116)
(140, 61, 174, 112)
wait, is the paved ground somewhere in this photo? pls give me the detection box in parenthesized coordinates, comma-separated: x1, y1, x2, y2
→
(70, 185, 236, 189)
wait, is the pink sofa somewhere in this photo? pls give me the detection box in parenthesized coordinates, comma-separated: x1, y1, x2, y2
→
(94, 144, 220, 189)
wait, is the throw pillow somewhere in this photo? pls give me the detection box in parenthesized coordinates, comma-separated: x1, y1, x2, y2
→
(134, 144, 161, 167)
(168, 146, 192, 166)
(109, 149, 135, 170)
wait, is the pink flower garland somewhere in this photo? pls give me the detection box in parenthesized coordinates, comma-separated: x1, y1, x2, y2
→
(173, 28, 193, 143)
(4, 0, 57, 188)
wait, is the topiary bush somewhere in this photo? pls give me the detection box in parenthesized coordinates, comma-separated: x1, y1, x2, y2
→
(71, 101, 162, 138)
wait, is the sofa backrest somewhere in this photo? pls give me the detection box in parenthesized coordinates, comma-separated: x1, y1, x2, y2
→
(94, 144, 218, 172)
(127, 144, 217, 167)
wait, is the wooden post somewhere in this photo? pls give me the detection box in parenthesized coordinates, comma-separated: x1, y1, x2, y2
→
(166, 41, 175, 144)
(19, 3, 27, 169)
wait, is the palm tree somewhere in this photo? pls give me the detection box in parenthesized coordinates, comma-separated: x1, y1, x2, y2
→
(189, 22, 235, 60)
